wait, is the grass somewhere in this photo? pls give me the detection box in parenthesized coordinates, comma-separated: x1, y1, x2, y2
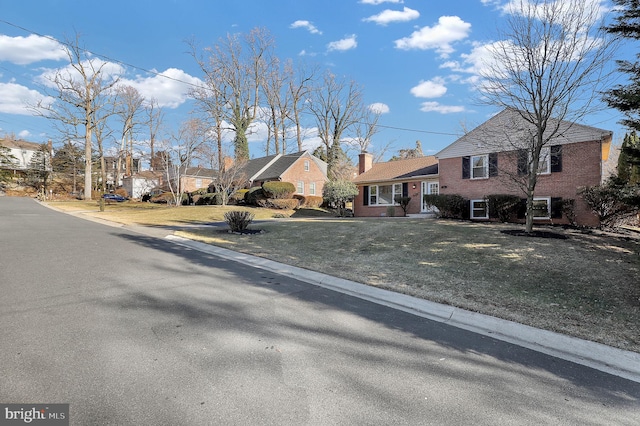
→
(48, 200, 640, 353)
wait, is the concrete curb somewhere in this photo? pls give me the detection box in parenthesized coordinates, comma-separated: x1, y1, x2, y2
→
(166, 234, 640, 384)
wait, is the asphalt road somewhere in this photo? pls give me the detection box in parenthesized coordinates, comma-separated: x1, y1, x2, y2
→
(1, 197, 639, 425)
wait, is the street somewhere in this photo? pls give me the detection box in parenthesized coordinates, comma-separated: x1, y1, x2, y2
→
(1, 197, 639, 425)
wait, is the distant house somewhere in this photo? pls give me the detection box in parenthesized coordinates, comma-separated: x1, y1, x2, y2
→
(352, 153, 439, 217)
(435, 108, 613, 227)
(242, 151, 328, 197)
(0, 138, 52, 173)
(122, 171, 163, 199)
(179, 166, 217, 193)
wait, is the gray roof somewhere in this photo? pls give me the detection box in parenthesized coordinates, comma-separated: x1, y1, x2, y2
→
(246, 151, 327, 182)
(436, 108, 613, 160)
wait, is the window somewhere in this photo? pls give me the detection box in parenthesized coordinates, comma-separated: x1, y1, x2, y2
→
(309, 182, 316, 195)
(535, 147, 551, 175)
(532, 197, 551, 219)
(471, 155, 488, 179)
(369, 183, 402, 205)
(297, 181, 304, 194)
(428, 182, 439, 195)
(304, 160, 310, 171)
(195, 178, 203, 189)
(471, 199, 488, 219)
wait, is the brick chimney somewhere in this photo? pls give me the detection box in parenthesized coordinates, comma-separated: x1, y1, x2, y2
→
(358, 152, 373, 175)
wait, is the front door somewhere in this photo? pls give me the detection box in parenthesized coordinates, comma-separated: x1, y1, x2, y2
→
(421, 181, 439, 213)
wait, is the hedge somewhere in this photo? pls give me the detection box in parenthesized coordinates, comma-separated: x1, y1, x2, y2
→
(262, 181, 296, 199)
(423, 194, 469, 219)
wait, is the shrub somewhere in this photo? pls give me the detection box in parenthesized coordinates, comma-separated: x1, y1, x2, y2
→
(262, 181, 296, 199)
(486, 194, 520, 222)
(230, 189, 249, 204)
(562, 199, 577, 226)
(323, 179, 359, 216)
(224, 210, 254, 233)
(245, 186, 266, 206)
(195, 193, 223, 205)
(256, 198, 300, 210)
(423, 194, 469, 219)
(114, 188, 128, 198)
(150, 192, 175, 204)
(394, 196, 412, 217)
(386, 206, 396, 217)
(294, 194, 323, 208)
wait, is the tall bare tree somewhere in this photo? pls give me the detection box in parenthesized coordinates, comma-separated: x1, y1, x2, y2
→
(308, 71, 365, 179)
(262, 56, 292, 155)
(478, 0, 617, 232)
(114, 85, 145, 182)
(34, 33, 120, 200)
(145, 98, 164, 171)
(288, 61, 318, 152)
(190, 28, 275, 162)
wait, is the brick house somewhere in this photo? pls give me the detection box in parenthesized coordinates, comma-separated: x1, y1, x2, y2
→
(243, 150, 328, 197)
(435, 108, 613, 227)
(179, 166, 217, 193)
(352, 153, 439, 217)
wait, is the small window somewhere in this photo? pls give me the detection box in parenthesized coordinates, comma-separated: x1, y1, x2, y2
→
(304, 160, 310, 172)
(297, 181, 304, 194)
(195, 178, 203, 189)
(535, 147, 551, 175)
(471, 199, 488, 219)
(532, 197, 551, 219)
(309, 182, 316, 195)
(471, 155, 488, 179)
(428, 182, 439, 195)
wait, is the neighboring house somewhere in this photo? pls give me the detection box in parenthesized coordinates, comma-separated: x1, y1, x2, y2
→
(435, 108, 613, 227)
(122, 171, 163, 199)
(352, 153, 439, 217)
(243, 150, 328, 197)
(0, 138, 52, 173)
(179, 166, 217, 193)
(102, 156, 141, 188)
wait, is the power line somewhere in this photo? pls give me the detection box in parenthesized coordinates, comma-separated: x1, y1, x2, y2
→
(0, 19, 461, 138)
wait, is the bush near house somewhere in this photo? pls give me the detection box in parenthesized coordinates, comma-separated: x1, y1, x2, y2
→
(262, 181, 296, 199)
(245, 186, 266, 205)
(195, 193, 223, 205)
(487, 194, 520, 222)
(294, 194, 323, 208)
(424, 194, 469, 219)
(230, 189, 249, 204)
(256, 198, 300, 209)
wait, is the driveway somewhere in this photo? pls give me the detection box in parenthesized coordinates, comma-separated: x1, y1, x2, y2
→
(1, 197, 639, 425)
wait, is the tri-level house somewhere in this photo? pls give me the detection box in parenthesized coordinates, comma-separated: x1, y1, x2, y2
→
(435, 108, 613, 227)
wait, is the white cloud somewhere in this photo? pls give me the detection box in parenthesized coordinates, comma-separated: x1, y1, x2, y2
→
(394, 16, 471, 57)
(410, 78, 448, 98)
(0, 81, 53, 115)
(120, 68, 202, 109)
(360, 0, 404, 4)
(369, 102, 390, 114)
(18, 130, 31, 139)
(363, 7, 419, 25)
(38, 59, 125, 89)
(327, 35, 358, 52)
(419, 102, 465, 114)
(0, 34, 67, 65)
(290, 20, 323, 35)
(500, 0, 608, 23)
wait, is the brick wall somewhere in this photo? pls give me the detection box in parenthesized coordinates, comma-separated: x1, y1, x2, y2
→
(280, 157, 327, 196)
(353, 180, 428, 217)
(439, 140, 603, 226)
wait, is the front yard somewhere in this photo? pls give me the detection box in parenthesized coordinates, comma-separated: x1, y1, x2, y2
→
(48, 200, 640, 353)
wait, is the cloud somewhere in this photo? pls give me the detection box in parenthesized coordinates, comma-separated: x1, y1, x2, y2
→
(410, 78, 448, 98)
(18, 130, 32, 139)
(290, 20, 323, 35)
(369, 102, 390, 114)
(360, 0, 404, 4)
(0, 81, 53, 115)
(363, 7, 419, 25)
(327, 35, 358, 52)
(120, 68, 202, 109)
(394, 16, 471, 57)
(0, 34, 67, 65)
(38, 59, 125, 89)
(418, 102, 465, 114)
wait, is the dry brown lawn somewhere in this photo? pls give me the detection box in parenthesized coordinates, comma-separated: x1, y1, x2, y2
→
(49, 200, 640, 353)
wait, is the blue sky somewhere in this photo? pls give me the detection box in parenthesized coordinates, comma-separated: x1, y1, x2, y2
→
(0, 0, 631, 161)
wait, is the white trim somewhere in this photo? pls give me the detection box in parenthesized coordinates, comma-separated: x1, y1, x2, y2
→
(532, 196, 551, 219)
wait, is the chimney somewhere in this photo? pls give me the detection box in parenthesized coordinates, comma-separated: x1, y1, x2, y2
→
(358, 152, 373, 175)
(223, 156, 234, 171)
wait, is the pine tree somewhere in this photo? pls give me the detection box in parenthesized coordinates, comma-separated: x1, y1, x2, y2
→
(605, 1, 640, 132)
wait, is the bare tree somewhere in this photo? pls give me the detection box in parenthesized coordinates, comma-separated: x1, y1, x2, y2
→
(287, 60, 318, 152)
(262, 57, 292, 155)
(114, 85, 145, 183)
(353, 104, 383, 154)
(146, 98, 164, 171)
(308, 71, 365, 179)
(34, 33, 120, 200)
(190, 28, 275, 162)
(159, 119, 205, 206)
(478, 0, 617, 232)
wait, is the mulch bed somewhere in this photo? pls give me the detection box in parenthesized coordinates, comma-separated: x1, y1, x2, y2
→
(500, 229, 568, 239)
